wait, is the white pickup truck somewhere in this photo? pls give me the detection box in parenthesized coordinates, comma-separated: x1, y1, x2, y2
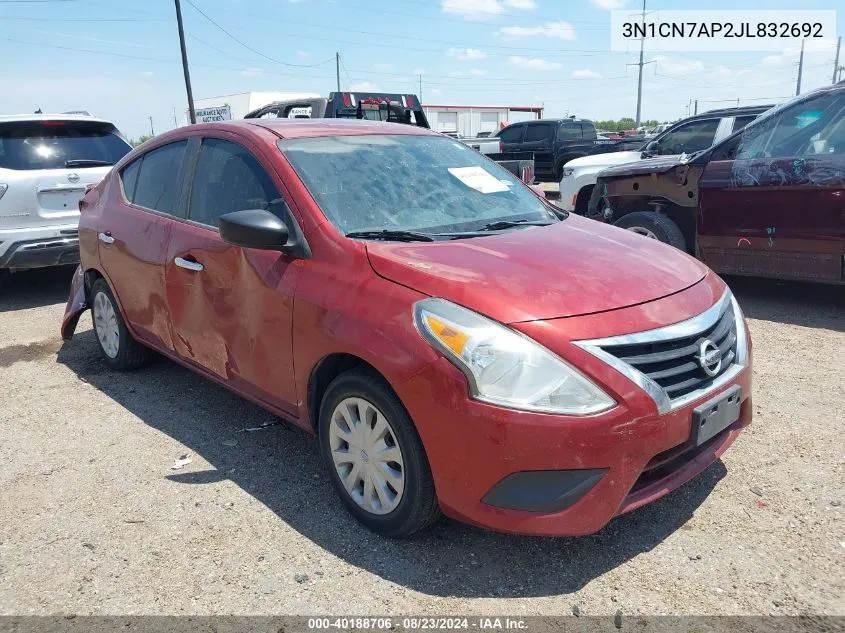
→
(558, 105, 770, 213)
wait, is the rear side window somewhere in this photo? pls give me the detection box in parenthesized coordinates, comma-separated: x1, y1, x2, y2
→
(581, 122, 597, 140)
(556, 123, 581, 141)
(524, 124, 552, 143)
(0, 120, 131, 170)
(120, 159, 141, 201)
(133, 141, 188, 215)
(188, 138, 278, 228)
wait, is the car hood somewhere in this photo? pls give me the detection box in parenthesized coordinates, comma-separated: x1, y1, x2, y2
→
(567, 150, 642, 169)
(597, 154, 684, 178)
(365, 214, 708, 324)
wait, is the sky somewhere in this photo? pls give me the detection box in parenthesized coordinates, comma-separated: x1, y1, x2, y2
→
(0, 0, 841, 140)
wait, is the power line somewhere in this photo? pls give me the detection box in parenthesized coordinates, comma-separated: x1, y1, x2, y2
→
(181, 0, 336, 68)
(339, 57, 354, 89)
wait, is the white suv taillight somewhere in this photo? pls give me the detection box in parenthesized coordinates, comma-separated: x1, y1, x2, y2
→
(0, 184, 7, 200)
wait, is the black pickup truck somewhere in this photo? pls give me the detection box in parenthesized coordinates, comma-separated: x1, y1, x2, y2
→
(245, 92, 536, 184)
(494, 118, 599, 181)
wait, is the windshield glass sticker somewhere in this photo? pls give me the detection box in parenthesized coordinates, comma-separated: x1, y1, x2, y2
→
(448, 166, 510, 194)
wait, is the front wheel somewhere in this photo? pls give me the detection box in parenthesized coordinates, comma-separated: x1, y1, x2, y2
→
(613, 211, 687, 251)
(318, 368, 440, 537)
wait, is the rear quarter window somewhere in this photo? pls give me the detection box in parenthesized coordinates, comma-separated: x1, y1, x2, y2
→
(120, 159, 141, 202)
(132, 141, 188, 216)
(0, 120, 131, 170)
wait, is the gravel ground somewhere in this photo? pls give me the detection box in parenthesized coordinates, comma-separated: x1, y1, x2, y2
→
(0, 267, 842, 616)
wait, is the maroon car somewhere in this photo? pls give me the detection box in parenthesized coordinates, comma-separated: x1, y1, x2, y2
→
(589, 83, 845, 284)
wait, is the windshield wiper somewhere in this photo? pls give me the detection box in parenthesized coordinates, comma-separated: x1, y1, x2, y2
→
(345, 230, 435, 242)
(65, 159, 114, 168)
(478, 219, 554, 232)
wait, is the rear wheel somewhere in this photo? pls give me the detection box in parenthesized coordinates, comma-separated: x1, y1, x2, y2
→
(90, 278, 151, 370)
(614, 211, 687, 251)
(318, 368, 440, 537)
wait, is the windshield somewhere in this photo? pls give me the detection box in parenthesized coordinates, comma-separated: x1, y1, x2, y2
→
(0, 120, 131, 170)
(278, 134, 559, 237)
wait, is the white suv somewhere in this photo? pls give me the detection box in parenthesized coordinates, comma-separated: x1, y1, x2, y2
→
(558, 106, 770, 214)
(0, 114, 132, 275)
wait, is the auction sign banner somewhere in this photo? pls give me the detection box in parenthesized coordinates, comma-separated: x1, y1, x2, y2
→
(195, 105, 232, 122)
(611, 10, 837, 51)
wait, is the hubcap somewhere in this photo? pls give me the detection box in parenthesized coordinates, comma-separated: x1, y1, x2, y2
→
(92, 291, 120, 359)
(328, 397, 405, 515)
(628, 226, 659, 240)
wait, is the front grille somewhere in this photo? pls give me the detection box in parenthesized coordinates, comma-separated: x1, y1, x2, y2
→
(599, 303, 738, 401)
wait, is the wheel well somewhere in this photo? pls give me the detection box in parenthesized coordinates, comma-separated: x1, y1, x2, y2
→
(574, 185, 594, 215)
(83, 268, 104, 303)
(610, 197, 697, 255)
(306, 353, 379, 432)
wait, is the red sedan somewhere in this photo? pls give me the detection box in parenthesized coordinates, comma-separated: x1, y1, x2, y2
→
(62, 119, 752, 537)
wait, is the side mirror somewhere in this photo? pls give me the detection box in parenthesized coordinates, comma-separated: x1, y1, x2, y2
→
(218, 209, 290, 251)
(642, 140, 658, 158)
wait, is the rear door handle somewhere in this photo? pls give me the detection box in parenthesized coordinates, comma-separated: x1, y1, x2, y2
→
(98, 232, 114, 245)
(174, 256, 204, 272)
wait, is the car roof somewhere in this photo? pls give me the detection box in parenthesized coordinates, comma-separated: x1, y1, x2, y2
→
(697, 104, 774, 117)
(0, 113, 115, 125)
(240, 118, 440, 139)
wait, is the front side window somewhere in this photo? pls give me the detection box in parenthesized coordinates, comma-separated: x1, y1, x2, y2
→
(737, 93, 845, 159)
(133, 141, 187, 215)
(657, 119, 720, 155)
(0, 120, 131, 171)
(497, 125, 524, 143)
(279, 135, 559, 237)
(188, 138, 279, 228)
(731, 115, 758, 134)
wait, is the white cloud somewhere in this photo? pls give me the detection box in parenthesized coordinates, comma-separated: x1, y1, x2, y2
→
(139, 71, 154, 78)
(296, 50, 311, 58)
(447, 47, 487, 61)
(373, 63, 396, 71)
(350, 81, 380, 91)
(589, 0, 626, 8)
(441, 0, 534, 20)
(413, 68, 427, 75)
(496, 21, 575, 40)
(241, 67, 263, 77)
(653, 55, 704, 76)
(430, 88, 443, 96)
(572, 69, 602, 79)
(760, 38, 838, 69)
(470, 68, 488, 76)
(449, 70, 465, 77)
(509, 56, 562, 71)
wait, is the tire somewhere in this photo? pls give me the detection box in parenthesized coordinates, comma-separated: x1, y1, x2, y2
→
(614, 211, 687, 251)
(90, 278, 152, 370)
(318, 367, 441, 537)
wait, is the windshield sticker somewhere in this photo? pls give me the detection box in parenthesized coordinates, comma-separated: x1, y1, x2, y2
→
(448, 166, 510, 194)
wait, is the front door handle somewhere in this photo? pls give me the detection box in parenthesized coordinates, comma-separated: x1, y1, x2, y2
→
(174, 256, 204, 272)
(98, 232, 114, 245)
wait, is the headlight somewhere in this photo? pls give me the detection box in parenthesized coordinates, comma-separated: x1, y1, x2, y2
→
(730, 294, 749, 366)
(561, 168, 574, 178)
(413, 298, 615, 415)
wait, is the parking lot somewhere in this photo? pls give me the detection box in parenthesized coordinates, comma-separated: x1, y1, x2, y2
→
(0, 267, 842, 616)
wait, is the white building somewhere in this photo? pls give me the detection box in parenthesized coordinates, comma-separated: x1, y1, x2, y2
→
(423, 104, 544, 138)
(191, 91, 321, 122)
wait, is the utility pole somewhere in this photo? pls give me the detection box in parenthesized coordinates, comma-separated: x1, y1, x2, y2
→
(694, 100, 698, 115)
(148, 117, 155, 136)
(634, 0, 646, 126)
(336, 52, 341, 92)
(172, 106, 177, 127)
(796, 39, 805, 96)
(419, 74, 423, 102)
(833, 37, 842, 84)
(174, 0, 196, 124)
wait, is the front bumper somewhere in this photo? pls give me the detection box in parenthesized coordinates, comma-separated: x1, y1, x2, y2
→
(394, 279, 752, 536)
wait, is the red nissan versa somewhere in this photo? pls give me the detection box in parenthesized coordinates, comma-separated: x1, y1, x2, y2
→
(61, 119, 752, 537)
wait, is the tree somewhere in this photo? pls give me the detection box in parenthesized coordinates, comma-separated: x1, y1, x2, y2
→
(129, 134, 154, 147)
